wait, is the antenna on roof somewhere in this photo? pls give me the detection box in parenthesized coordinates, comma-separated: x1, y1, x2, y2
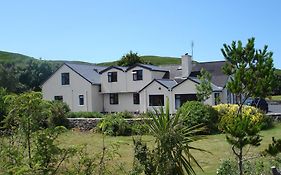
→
(191, 40, 194, 58)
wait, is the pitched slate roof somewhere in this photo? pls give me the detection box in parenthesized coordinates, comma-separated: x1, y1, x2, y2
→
(99, 65, 128, 73)
(138, 79, 177, 92)
(129, 63, 169, 72)
(157, 79, 178, 90)
(65, 63, 106, 84)
(160, 61, 228, 88)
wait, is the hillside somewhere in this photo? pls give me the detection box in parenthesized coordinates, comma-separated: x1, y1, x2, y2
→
(98, 55, 181, 66)
(0, 51, 35, 64)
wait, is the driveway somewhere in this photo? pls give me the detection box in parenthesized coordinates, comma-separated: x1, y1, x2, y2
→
(268, 101, 281, 114)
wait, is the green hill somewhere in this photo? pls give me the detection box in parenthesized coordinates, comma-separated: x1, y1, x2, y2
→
(0, 51, 35, 64)
(98, 55, 181, 66)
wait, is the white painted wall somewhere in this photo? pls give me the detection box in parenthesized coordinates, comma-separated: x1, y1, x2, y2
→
(101, 66, 167, 93)
(127, 67, 154, 92)
(139, 81, 171, 113)
(101, 68, 127, 93)
(42, 64, 95, 112)
(103, 93, 140, 113)
(91, 85, 104, 112)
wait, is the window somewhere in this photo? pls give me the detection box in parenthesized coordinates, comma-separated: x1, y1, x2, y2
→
(108, 72, 117, 82)
(214, 93, 221, 105)
(61, 73, 70, 85)
(133, 93, 140, 104)
(110, 93, 118, 104)
(54, 96, 63, 101)
(149, 95, 164, 106)
(175, 94, 197, 109)
(79, 95, 84, 105)
(133, 70, 143, 81)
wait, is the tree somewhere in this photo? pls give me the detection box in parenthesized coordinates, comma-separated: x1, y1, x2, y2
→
(221, 37, 276, 175)
(4, 92, 51, 168)
(196, 68, 213, 102)
(222, 37, 275, 105)
(0, 87, 8, 126)
(117, 51, 143, 66)
(0, 63, 24, 93)
(19, 60, 54, 91)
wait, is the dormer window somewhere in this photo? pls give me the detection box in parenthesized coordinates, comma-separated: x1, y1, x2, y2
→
(133, 70, 143, 81)
(61, 73, 70, 85)
(108, 72, 117, 82)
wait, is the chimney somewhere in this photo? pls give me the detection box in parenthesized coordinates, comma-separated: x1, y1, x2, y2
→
(181, 53, 192, 78)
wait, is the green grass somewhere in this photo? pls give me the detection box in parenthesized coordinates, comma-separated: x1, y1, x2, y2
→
(0, 51, 35, 64)
(97, 55, 181, 66)
(271, 95, 281, 101)
(59, 123, 281, 174)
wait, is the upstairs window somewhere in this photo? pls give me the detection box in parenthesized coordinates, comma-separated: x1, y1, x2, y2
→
(108, 72, 117, 82)
(149, 95, 164, 106)
(61, 73, 70, 85)
(110, 93, 118, 104)
(133, 93, 140, 104)
(79, 95, 84, 105)
(54, 96, 63, 101)
(133, 70, 143, 81)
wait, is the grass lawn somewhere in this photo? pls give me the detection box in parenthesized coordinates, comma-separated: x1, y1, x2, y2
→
(271, 95, 281, 101)
(59, 123, 281, 174)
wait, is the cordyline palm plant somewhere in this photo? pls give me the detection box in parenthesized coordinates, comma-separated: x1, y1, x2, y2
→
(146, 100, 208, 175)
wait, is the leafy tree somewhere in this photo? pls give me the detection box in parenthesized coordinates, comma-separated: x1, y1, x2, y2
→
(0, 63, 24, 93)
(0, 87, 8, 126)
(19, 60, 54, 91)
(4, 92, 51, 168)
(221, 37, 275, 175)
(196, 68, 213, 102)
(222, 37, 275, 106)
(134, 100, 207, 175)
(117, 51, 143, 66)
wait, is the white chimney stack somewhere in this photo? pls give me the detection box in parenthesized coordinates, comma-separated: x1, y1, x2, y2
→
(181, 53, 192, 78)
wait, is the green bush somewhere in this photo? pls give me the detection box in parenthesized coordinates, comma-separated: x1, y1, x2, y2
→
(217, 159, 270, 175)
(177, 101, 219, 134)
(119, 111, 134, 118)
(48, 101, 70, 128)
(98, 113, 132, 136)
(68, 111, 104, 118)
(0, 87, 8, 127)
(213, 104, 272, 131)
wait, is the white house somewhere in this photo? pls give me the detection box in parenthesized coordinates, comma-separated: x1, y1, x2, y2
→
(42, 63, 105, 112)
(42, 54, 236, 113)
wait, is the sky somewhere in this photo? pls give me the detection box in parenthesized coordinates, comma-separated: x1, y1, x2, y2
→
(0, 0, 281, 68)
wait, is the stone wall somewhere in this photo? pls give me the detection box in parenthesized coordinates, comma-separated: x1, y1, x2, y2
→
(67, 118, 148, 131)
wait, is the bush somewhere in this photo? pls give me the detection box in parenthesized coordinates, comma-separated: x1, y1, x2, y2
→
(0, 87, 8, 127)
(217, 159, 271, 175)
(98, 113, 132, 136)
(177, 101, 219, 134)
(48, 101, 70, 128)
(213, 104, 272, 131)
(68, 111, 104, 118)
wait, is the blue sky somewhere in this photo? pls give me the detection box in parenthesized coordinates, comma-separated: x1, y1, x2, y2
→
(1, 0, 281, 68)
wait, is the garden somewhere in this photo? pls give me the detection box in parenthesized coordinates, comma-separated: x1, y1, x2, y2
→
(0, 38, 280, 175)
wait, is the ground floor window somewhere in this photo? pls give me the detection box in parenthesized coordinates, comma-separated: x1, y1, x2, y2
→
(79, 95, 84, 105)
(54, 95, 63, 101)
(133, 93, 140, 104)
(110, 93, 118, 104)
(214, 92, 221, 105)
(149, 95, 164, 106)
(175, 94, 197, 109)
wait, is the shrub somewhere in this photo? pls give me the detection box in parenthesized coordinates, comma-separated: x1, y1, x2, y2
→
(119, 111, 134, 118)
(176, 101, 219, 134)
(98, 113, 131, 136)
(213, 104, 272, 131)
(48, 101, 70, 128)
(68, 111, 104, 118)
(217, 159, 270, 175)
(0, 87, 8, 127)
